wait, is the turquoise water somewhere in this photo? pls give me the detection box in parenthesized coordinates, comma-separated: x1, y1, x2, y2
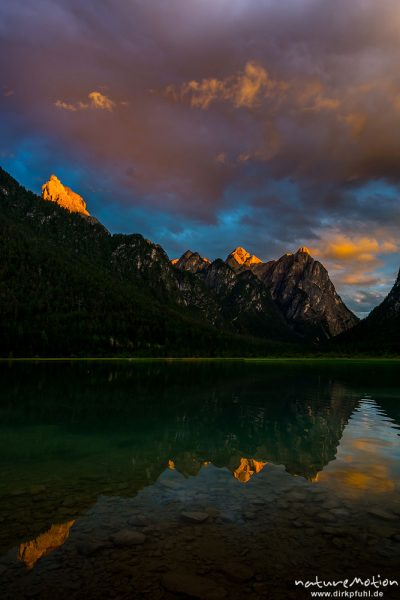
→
(0, 361, 399, 599)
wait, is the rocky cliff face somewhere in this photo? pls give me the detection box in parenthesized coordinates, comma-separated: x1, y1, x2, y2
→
(172, 250, 210, 273)
(247, 246, 358, 340)
(172, 253, 293, 341)
(173, 244, 358, 342)
(42, 175, 90, 216)
(109, 238, 223, 325)
(202, 259, 237, 295)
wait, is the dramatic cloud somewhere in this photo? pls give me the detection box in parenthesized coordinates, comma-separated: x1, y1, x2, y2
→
(165, 62, 288, 109)
(165, 63, 341, 115)
(1, 0, 400, 314)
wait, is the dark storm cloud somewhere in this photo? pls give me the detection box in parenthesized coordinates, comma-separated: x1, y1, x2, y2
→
(1, 0, 400, 310)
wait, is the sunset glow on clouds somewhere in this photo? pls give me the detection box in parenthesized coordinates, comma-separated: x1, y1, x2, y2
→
(165, 62, 288, 109)
(314, 235, 398, 264)
(165, 63, 341, 114)
(55, 92, 116, 112)
(311, 233, 399, 312)
(1, 0, 400, 315)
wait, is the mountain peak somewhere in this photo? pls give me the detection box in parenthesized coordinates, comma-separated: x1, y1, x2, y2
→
(246, 254, 262, 266)
(229, 247, 250, 263)
(226, 247, 262, 270)
(296, 246, 311, 255)
(172, 250, 210, 273)
(42, 175, 90, 216)
(252, 247, 358, 339)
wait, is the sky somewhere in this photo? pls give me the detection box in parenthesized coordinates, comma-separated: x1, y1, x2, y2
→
(1, 0, 400, 317)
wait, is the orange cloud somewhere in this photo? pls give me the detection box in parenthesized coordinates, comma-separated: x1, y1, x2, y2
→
(314, 96, 340, 110)
(165, 63, 345, 121)
(234, 62, 277, 108)
(54, 100, 88, 112)
(237, 153, 251, 163)
(165, 61, 288, 110)
(314, 235, 398, 263)
(310, 232, 398, 291)
(292, 80, 340, 112)
(342, 112, 368, 136)
(215, 152, 227, 165)
(339, 273, 382, 286)
(88, 91, 115, 111)
(55, 91, 115, 112)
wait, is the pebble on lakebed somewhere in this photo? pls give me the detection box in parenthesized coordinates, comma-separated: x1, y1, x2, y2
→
(181, 511, 210, 523)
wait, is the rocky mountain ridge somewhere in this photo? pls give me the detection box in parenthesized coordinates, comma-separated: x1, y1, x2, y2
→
(249, 247, 358, 339)
(172, 245, 358, 340)
(172, 250, 211, 273)
(169, 250, 293, 340)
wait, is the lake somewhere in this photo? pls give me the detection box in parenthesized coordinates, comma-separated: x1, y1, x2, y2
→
(1, 360, 399, 599)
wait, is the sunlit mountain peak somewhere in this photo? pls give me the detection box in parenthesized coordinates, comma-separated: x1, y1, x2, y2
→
(297, 246, 311, 255)
(42, 175, 90, 216)
(226, 247, 262, 270)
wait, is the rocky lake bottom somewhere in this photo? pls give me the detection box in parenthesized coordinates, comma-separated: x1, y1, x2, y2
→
(0, 361, 399, 599)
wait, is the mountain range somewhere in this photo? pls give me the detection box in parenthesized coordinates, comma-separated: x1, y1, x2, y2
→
(0, 166, 398, 356)
(174, 246, 358, 341)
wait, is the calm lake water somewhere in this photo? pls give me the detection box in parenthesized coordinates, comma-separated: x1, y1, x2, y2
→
(0, 360, 399, 599)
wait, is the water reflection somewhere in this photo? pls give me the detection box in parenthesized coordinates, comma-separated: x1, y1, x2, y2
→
(0, 361, 399, 597)
(18, 521, 75, 569)
(317, 398, 400, 497)
(232, 458, 267, 483)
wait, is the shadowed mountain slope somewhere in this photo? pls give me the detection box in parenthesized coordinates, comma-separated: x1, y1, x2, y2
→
(334, 268, 400, 353)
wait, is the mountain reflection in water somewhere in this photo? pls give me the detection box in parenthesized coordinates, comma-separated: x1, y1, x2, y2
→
(317, 398, 400, 497)
(0, 361, 399, 599)
(17, 521, 75, 569)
